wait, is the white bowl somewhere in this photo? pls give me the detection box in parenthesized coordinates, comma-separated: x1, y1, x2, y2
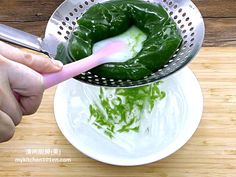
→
(54, 67, 203, 166)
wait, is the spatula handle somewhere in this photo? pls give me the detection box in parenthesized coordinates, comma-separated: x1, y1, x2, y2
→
(42, 41, 125, 89)
(43, 55, 100, 89)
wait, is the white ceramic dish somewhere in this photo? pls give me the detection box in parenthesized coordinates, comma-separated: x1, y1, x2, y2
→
(54, 67, 203, 166)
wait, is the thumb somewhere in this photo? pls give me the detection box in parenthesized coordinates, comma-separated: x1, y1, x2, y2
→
(6, 57, 44, 115)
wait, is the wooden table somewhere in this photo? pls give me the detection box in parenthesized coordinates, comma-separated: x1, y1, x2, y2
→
(1, 1, 236, 176)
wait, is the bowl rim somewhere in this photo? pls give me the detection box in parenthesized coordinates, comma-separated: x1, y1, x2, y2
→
(53, 67, 203, 166)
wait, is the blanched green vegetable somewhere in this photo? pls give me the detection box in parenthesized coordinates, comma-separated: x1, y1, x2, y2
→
(67, 0, 182, 80)
(89, 82, 166, 138)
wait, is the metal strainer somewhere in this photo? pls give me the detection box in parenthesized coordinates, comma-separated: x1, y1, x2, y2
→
(0, 0, 205, 88)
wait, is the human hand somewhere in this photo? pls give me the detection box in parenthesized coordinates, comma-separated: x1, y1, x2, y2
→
(0, 41, 63, 142)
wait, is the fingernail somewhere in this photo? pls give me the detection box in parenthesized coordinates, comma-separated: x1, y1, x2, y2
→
(52, 59, 63, 68)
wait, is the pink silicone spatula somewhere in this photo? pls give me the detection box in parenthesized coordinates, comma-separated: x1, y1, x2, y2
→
(43, 41, 126, 89)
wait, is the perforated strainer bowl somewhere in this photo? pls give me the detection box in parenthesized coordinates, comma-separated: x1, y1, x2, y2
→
(0, 0, 205, 88)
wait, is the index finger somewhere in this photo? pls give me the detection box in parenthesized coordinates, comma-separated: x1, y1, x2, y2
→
(0, 41, 63, 73)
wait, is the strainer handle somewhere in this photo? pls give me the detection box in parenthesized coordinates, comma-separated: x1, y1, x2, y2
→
(0, 24, 42, 52)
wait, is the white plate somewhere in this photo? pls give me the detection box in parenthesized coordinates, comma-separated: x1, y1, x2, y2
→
(54, 67, 203, 166)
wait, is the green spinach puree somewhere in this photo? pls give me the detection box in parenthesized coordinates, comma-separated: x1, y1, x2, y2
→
(62, 0, 182, 80)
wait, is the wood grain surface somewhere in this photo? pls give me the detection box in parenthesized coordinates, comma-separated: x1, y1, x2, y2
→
(0, 0, 236, 47)
(1, 0, 236, 176)
(0, 47, 236, 177)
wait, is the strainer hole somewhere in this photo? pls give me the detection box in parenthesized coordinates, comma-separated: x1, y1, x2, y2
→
(182, 29, 187, 33)
(74, 8, 78, 12)
(180, 24, 184, 29)
(69, 26, 73, 30)
(163, 0, 167, 2)
(182, 12, 186, 17)
(184, 35, 187, 39)
(66, 31, 70, 35)
(59, 26, 63, 30)
(90, 0, 94, 2)
(137, 81, 144, 85)
(190, 43, 194, 47)
(64, 36, 69, 40)
(183, 41, 187, 45)
(186, 17, 190, 21)
(188, 22, 193, 26)
(69, 12, 74, 16)
(129, 83, 135, 86)
(144, 78, 149, 82)
(190, 27, 194, 31)
(102, 80, 107, 85)
(57, 31, 62, 35)
(65, 17, 70, 21)
(79, 5, 83, 8)
(191, 38, 194, 42)
(174, 5, 178, 9)
(174, 15, 178, 19)
(191, 32, 195, 36)
(169, 11, 173, 16)
(85, 1, 89, 5)
(168, 1, 173, 6)
(72, 21, 76, 26)
(177, 20, 181, 24)
(178, 8, 182, 13)
(62, 22, 66, 26)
